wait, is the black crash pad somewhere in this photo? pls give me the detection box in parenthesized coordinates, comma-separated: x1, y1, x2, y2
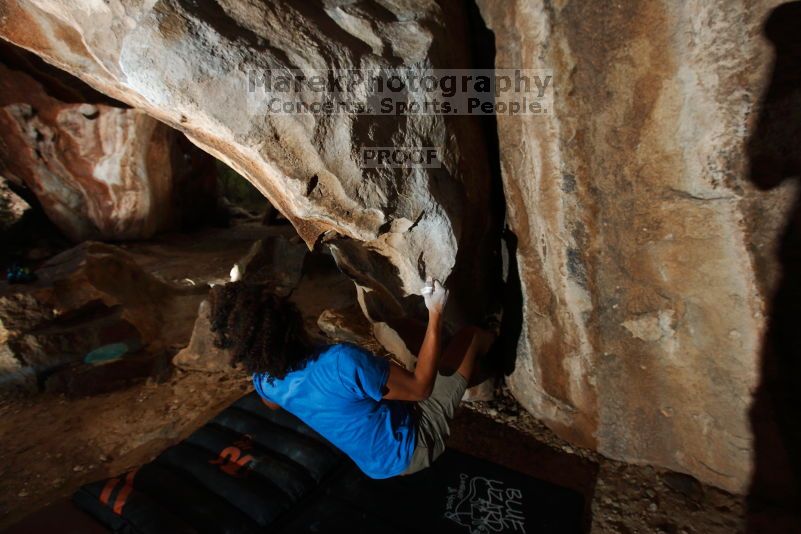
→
(71, 392, 585, 533)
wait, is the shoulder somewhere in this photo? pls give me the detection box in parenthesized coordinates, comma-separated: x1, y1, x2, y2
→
(327, 343, 386, 378)
(328, 343, 388, 400)
(335, 343, 388, 378)
(326, 342, 372, 357)
(315, 343, 387, 380)
(325, 343, 376, 367)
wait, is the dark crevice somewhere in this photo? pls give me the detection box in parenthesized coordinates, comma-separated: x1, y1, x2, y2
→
(305, 174, 319, 197)
(0, 40, 127, 107)
(440, 0, 524, 381)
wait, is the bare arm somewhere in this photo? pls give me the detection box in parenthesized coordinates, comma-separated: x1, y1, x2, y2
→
(383, 280, 448, 401)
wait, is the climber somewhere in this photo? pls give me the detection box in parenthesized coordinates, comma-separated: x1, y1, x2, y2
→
(208, 278, 495, 479)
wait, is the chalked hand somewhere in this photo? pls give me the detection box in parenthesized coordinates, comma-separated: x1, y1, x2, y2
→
(422, 278, 448, 315)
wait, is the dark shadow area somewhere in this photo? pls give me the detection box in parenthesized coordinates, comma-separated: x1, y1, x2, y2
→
(416, 0, 507, 333)
(746, 2, 801, 531)
(0, 176, 71, 270)
(463, 0, 523, 377)
(0, 40, 126, 106)
(384, 0, 522, 377)
(498, 228, 524, 376)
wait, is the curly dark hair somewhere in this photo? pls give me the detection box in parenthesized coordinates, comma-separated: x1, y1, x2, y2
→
(208, 281, 315, 380)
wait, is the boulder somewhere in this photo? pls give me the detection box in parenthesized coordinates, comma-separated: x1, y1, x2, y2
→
(0, 242, 207, 388)
(476, 0, 796, 493)
(0, 43, 217, 242)
(172, 300, 232, 373)
(0, 0, 500, 326)
(43, 349, 171, 398)
(317, 305, 384, 355)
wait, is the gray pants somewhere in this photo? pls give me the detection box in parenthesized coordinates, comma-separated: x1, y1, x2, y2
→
(402, 372, 468, 475)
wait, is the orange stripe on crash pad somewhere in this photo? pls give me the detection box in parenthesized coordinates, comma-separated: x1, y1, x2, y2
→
(112, 468, 139, 516)
(99, 478, 120, 506)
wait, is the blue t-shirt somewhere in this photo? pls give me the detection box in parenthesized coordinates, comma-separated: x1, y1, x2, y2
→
(252, 343, 416, 479)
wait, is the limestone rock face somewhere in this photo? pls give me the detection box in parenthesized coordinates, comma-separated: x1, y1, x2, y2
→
(477, 0, 797, 493)
(0, 0, 497, 322)
(0, 45, 217, 242)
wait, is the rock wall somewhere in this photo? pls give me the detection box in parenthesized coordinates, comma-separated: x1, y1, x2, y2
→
(0, 0, 498, 324)
(0, 43, 218, 242)
(477, 0, 798, 493)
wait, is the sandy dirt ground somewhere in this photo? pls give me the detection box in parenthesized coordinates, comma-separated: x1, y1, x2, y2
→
(0, 369, 250, 528)
(0, 370, 743, 533)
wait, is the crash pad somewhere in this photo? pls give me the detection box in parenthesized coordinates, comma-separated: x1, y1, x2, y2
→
(70, 392, 585, 533)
